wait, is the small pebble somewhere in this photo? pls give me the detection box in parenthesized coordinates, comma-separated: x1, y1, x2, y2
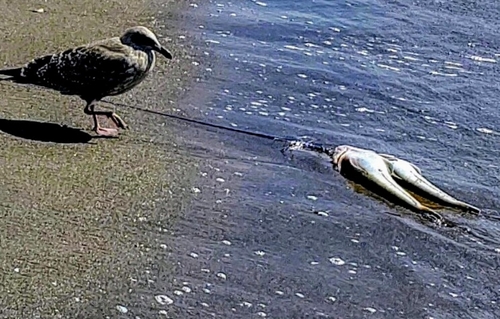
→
(295, 293, 305, 298)
(192, 187, 201, 193)
(116, 305, 128, 314)
(181, 286, 192, 293)
(32, 8, 44, 13)
(155, 295, 173, 305)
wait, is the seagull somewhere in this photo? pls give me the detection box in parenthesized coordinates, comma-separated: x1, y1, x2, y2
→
(0, 26, 173, 137)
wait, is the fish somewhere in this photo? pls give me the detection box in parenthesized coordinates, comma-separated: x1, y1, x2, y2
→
(281, 140, 478, 225)
(378, 153, 481, 214)
(332, 145, 448, 225)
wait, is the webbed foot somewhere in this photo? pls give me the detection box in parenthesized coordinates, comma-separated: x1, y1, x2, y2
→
(94, 126, 119, 137)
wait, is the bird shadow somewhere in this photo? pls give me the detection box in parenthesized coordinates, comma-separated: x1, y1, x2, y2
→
(0, 118, 94, 144)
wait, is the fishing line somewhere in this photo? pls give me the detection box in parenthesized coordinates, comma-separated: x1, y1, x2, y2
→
(103, 100, 485, 233)
(102, 99, 314, 145)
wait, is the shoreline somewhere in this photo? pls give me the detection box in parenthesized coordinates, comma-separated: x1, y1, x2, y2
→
(0, 1, 206, 317)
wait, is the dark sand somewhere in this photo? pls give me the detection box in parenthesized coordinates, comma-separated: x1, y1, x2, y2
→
(0, 1, 204, 317)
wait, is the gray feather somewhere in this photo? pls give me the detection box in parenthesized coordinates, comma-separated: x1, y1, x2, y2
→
(0, 26, 170, 103)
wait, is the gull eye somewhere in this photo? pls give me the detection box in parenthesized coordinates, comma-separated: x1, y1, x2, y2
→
(130, 33, 154, 47)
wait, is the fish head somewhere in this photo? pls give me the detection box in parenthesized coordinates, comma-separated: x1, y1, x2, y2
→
(121, 26, 173, 59)
(331, 145, 354, 171)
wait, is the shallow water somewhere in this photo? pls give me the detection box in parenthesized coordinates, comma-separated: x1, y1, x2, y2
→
(149, 0, 500, 318)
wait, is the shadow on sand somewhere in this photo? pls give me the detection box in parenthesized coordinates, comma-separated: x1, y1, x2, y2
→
(0, 118, 93, 143)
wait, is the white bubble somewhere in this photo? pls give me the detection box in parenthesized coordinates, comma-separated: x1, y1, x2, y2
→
(363, 307, 377, 313)
(217, 272, 227, 280)
(329, 257, 346, 266)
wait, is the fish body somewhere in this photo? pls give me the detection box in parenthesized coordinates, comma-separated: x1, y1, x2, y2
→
(332, 145, 440, 216)
(281, 141, 478, 224)
(379, 154, 481, 214)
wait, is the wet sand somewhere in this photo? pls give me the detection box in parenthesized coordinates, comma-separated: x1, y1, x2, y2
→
(0, 1, 202, 317)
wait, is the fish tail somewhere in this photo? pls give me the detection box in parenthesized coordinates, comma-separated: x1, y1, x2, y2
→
(460, 202, 481, 215)
(404, 174, 480, 215)
(435, 196, 481, 215)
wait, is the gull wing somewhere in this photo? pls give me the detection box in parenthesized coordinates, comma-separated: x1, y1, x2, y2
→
(20, 40, 139, 99)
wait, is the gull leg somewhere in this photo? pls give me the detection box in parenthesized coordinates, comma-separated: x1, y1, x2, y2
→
(84, 101, 128, 129)
(95, 107, 128, 129)
(102, 111, 128, 129)
(84, 101, 118, 137)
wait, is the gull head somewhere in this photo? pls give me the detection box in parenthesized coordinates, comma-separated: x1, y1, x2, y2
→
(120, 26, 173, 59)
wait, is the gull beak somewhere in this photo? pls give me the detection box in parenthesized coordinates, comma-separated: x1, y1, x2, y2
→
(156, 45, 173, 59)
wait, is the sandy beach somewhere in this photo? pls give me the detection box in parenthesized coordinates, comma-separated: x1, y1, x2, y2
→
(0, 0, 202, 317)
